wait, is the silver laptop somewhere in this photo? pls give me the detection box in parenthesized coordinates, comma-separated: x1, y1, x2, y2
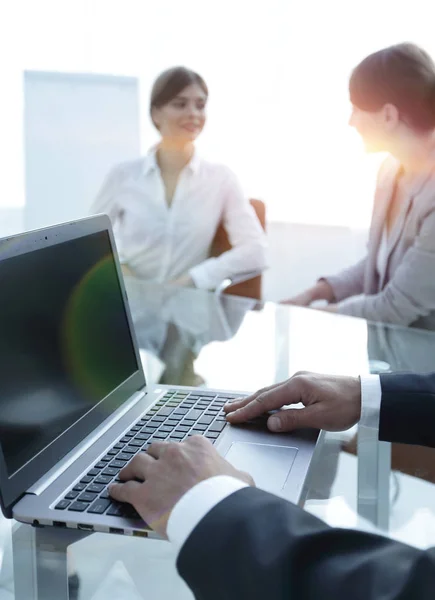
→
(0, 215, 320, 537)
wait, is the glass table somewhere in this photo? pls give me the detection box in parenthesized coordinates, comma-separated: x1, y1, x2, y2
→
(2, 280, 435, 599)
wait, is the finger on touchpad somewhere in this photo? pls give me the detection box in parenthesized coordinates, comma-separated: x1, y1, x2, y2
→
(225, 442, 298, 493)
(242, 410, 279, 428)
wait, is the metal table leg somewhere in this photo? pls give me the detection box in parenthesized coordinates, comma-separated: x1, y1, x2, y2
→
(12, 523, 91, 600)
(357, 424, 391, 530)
(275, 308, 290, 382)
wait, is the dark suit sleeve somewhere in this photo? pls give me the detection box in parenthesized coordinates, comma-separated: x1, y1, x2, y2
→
(177, 487, 435, 600)
(379, 372, 435, 447)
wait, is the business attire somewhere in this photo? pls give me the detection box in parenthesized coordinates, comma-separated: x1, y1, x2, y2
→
(325, 156, 435, 328)
(90, 150, 267, 290)
(164, 372, 435, 599)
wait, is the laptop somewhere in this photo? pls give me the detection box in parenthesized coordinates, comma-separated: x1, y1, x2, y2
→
(0, 215, 320, 537)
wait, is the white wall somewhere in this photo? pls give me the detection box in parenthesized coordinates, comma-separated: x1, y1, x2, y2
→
(0, 208, 24, 237)
(263, 222, 367, 301)
(3, 0, 435, 229)
(23, 71, 141, 230)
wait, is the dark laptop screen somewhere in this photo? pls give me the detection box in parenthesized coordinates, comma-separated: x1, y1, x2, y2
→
(0, 230, 139, 476)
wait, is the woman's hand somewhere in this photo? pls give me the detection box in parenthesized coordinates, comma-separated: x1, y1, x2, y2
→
(121, 264, 136, 278)
(170, 274, 195, 287)
(281, 289, 315, 307)
(316, 303, 338, 313)
(282, 280, 335, 307)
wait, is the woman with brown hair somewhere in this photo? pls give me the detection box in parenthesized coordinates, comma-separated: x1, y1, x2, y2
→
(91, 67, 267, 290)
(286, 43, 435, 329)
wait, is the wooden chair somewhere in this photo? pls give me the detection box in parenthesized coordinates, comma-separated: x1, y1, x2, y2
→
(210, 199, 266, 300)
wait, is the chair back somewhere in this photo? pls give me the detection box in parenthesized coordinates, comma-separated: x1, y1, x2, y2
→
(210, 199, 266, 300)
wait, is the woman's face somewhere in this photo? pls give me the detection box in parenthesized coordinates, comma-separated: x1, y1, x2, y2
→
(152, 83, 207, 142)
(349, 102, 402, 153)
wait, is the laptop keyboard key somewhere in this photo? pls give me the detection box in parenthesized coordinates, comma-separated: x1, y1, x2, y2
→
(65, 490, 79, 500)
(186, 409, 203, 420)
(173, 409, 188, 416)
(116, 453, 131, 461)
(110, 460, 126, 469)
(87, 498, 111, 514)
(205, 431, 220, 439)
(73, 482, 86, 492)
(69, 501, 88, 512)
(153, 431, 169, 439)
(208, 422, 226, 433)
(136, 433, 152, 440)
(87, 469, 100, 477)
(170, 431, 185, 439)
(80, 476, 93, 484)
(87, 483, 105, 494)
(175, 426, 190, 433)
(191, 423, 207, 432)
(100, 488, 111, 499)
(159, 426, 174, 433)
(142, 425, 158, 432)
(102, 467, 119, 477)
(106, 503, 124, 517)
(78, 492, 98, 503)
(55, 500, 71, 510)
(95, 475, 112, 485)
(157, 407, 174, 417)
(122, 504, 141, 519)
(198, 416, 214, 425)
(94, 462, 106, 469)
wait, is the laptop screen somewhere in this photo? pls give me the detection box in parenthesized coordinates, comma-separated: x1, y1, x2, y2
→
(0, 230, 139, 476)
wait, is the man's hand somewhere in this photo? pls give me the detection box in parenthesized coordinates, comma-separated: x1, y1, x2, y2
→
(109, 436, 254, 538)
(225, 372, 361, 433)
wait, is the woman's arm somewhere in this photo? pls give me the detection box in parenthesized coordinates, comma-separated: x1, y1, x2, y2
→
(189, 169, 267, 290)
(282, 259, 367, 306)
(335, 207, 435, 325)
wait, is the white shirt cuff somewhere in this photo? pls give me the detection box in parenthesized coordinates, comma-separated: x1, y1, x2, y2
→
(188, 262, 215, 290)
(166, 475, 249, 555)
(360, 374, 382, 430)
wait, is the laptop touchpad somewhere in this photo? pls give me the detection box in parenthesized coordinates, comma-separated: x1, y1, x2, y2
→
(225, 442, 298, 493)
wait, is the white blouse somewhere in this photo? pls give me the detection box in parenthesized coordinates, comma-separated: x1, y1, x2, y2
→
(90, 150, 267, 290)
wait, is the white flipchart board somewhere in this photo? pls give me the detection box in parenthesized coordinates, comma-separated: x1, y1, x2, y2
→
(24, 71, 141, 230)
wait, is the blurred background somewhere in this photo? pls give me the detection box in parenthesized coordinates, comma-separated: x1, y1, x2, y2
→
(0, 0, 433, 299)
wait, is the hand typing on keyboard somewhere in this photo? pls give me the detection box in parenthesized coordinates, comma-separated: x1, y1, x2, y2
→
(109, 436, 255, 537)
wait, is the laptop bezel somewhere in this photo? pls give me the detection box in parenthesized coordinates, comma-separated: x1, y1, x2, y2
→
(0, 215, 146, 517)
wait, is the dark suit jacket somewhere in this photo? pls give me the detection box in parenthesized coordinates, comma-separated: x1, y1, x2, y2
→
(177, 372, 435, 599)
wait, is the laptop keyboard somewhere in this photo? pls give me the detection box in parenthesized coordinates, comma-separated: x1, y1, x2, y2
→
(54, 390, 239, 519)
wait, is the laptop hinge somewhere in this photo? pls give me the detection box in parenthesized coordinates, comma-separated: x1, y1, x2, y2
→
(27, 390, 145, 496)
